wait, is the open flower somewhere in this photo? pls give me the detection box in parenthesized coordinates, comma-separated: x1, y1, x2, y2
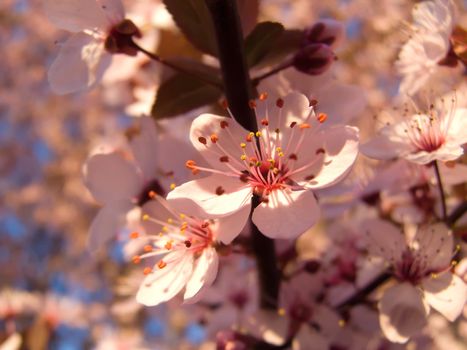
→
(168, 92, 359, 239)
(363, 220, 467, 343)
(396, 0, 457, 95)
(361, 97, 467, 164)
(133, 195, 249, 307)
(45, 0, 140, 94)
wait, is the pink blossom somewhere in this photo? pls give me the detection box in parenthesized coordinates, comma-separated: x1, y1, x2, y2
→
(168, 92, 359, 239)
(363, 219, 467, 343)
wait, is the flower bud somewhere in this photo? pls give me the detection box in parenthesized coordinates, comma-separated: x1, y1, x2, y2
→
(292, 43, 335, 75)
(104, 19, 142, 56)
(304, 19, 345, 48)
(216, 330, 248, 350)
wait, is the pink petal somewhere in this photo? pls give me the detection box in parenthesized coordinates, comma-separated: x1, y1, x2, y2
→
(360, 219, 406, 263)
(252, 189, 319, 239)
(44, 0, 109, 32)
(130, 117, 159, 180)
(96, 0, 125, 24)
(48, 33, 111, 94)
(447, 108, 467, 146)
(87, 201, 133, 251)
(293, 125, 359, 189)
(184, 247, 219, 302)
(422, 273, 467, 321)
(379, 283, 429, 343)
(136, 250, 193, 306)
(167, 175, 252, 216)
(84, 152, 141, 204)
(211, 204, 250, 244)
(412, 223, 453, 271)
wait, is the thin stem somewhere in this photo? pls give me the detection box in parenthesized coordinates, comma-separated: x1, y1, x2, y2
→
(130, 40, 223, 89)
(336, 271, 392, 312)
(433, 160, 448, 221)
(206, 0, 280, 310)
(252, 60, 294, 86)
(447, 201, 467, 227)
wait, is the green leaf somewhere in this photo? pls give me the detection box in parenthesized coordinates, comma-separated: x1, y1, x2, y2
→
(151, 74, 223, 119)
(244, 22, 284, 67)
(164, 58, 223, 87)
(254, 29, 304, 68)
(162, 0, 218, 56)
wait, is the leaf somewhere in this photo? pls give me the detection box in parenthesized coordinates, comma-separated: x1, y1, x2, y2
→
(244, 22, 284, 67)
(151, 74, 223, 119)
(157, 29, 203, 60)
(255, 29, 304, 68)
(164, 58, 223, 87)
(162, 0, 218, 56)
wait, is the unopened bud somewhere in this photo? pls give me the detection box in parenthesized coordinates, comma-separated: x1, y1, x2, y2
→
(104, 19, 141, 56)
(293, 43, 335, 75)
(304, 19, 345, 48)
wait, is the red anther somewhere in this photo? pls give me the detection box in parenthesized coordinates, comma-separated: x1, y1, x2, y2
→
(220, 99, 229, 110)
(261, 118, 269, 126)
(219, 155, 229, 162)
(143, 245, 153, 252)
(289, 153, 298, 160)
(249, 100, 257, 108)
(201, 222, 210, 228)
(290, 121, 297, 128)
(299, 123, 311, 129)
(220, 120, 229, 129)
(276, 98, 284, 108)
(143, 267, 152, 275)
(130, 232, 139, 239)
(305, 174, 316, 180)
(246, 133, 253, 142)
(184, 240, 192, 248)
(315, 148, 325, 155)
(317, 113, 328, 123)
(157, 260, 167, 269)
(132, 255, 141, 264)
(310, 99, 318, 107)
(215, 186, 225, 195)
(210, 134, 219, 143)
(198, 136, 207, 145)
(259, 92, 268, 101)
(239, 173, 249, 182)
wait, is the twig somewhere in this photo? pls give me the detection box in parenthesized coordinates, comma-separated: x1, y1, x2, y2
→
(433, 160, 448, 222)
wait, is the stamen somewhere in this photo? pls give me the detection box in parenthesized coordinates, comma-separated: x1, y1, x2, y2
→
(157, 260, 167, 269)
(216, 186, 225, 195)
(198, 136, 207, 145)
(130, 232, 139, 239)
(317, 113, 327, 123)
(210, 134, 219, 143)
(143, 267, 152, 275)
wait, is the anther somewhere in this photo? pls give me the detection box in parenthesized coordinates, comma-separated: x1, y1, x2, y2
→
(315, 148, 325, 155)
(220, 156, 229, 163)
(216, 186, 225, 195)
(132, 255, 141, 264)
(290, 121, 297, 128)
(261, 118, 269, 126)
(220, 120, 229, 129)
(299, 123, 311, 129)
(240, 155, 247, 161)
(246, 132, 254, 142)
(157, 260, 167, 269)
(249, 100, 257, 108)
(259, 92, 268, 101)
(255, 131, 262, 137)
(143, 267, 152, 275)
(289, 153, 298, 160)
(148, 191, 156, 199)
(198, 136, 207, 145)
(240, 142, 246, 148)
(142, 214, 149, 221)
(317, 113, 328, 123)
(210, 134, 218, 143)
(184, 240, 192, 248)
(170, 183, 176, 190)
(186, 160, 197, 169)
(165, 241, 172, 250)
(220, 99, 228, 109)
(309, 99, 318, 107)
(276, 98, 284, 108)
(143, 245, 153, 252)
(130, 232, 139, 239)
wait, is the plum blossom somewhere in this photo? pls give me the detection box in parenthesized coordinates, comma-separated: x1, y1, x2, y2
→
(83, 117, 197, 250)
(363, 219, 467, 343)
(361, 97, 467, 164)
(396, 0, 457, 95)
(168, 92, 359, 239)
(45, 0, 139, 94)
(133, 195, 250, 307)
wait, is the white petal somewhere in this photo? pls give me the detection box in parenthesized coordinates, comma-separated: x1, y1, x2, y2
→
(48, 33, 111, 94)
(130, 117, 159, 179)
(379, 283, 429, 344)
(211, 204, 250, 244)
(84, 152, 141, 204)
(136, 250, 193, 306)
(96, 0, 125, 24)
(294, 125, 359, 189)
(44, 0, 108, 32)
(87, 201, 133, 251)
(361, 126, 412, 161)
(167, 175, 252, 216)
(293, 326, 329, 350)
(412, 223, 453, 271)
(446, 108, 467, 146)
(252, 189, 319, 239)
(360, 219, 406, 263)
(184, 247, 219, 302)
(422, 273, 467, 321)
(0, 333, 22, 350)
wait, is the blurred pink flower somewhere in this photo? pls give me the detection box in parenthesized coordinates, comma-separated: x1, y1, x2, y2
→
(168, 92, 359, 239)
(363, 220, 467, 343)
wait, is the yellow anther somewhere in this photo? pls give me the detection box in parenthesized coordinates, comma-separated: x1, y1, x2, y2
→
(255, 161, 261, 167)
(268, 159, 275, 164)
(277, 308, 286, 316)
(272, 168, 279, 174)
(179, 213, 185, 219)
(338, 320, 346, 328)
(451, 260, 458, 266)
(240, 142, 246, 148)
(162, 226, 168, 232)
(276, 147, 282, 152)
(255, 131, 262, 137)
(278, 152, 284, 157)
(167, 218, 173, 224)
(142, 214, 149, 221)
(431, 273, 438, 279)
(170, 183, 176, 190)
(240, 155, 247, 161)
